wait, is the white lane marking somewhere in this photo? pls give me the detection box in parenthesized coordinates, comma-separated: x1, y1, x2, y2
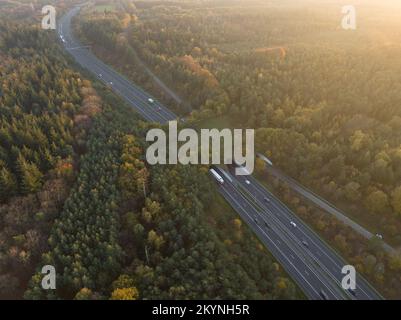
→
(85, 53, 175, 122)
(60, 15, 171, 124)
(219, 184, 324, 299)
(222, 180, 344, 299)
(244, 177, 361, 299)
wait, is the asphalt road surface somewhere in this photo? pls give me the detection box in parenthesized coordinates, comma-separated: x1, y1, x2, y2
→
(261, 162, 394, 254)
(216, 168, 349, 300)
(220, 166, 382, 300)
(58, 5, 383, 300)
(58, 6, 177, 124)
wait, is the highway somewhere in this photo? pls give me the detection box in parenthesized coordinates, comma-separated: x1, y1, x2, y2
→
(58, 6, 177, 125)
(221, 166, 382, 300)
(258, 158, 394, 254)
(58, 5, 383, 300)
(215, 167, 349, 300)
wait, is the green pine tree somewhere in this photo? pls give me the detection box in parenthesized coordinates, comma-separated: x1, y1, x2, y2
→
(17, 154, 43, 194)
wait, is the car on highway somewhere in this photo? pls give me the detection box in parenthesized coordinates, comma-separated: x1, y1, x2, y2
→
(57, 6, 383, 301)
(348, 288, 357, 297)
(302, 240, 309, 247)
(109, 81, 113, 85)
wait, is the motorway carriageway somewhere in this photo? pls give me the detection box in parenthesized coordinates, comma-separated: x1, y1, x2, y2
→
(58, 5, 382, 300)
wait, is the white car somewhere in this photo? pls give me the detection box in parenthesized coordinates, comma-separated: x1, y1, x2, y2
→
(376, 233, 383, 240)
(109, 81, 113, 85)
(290, 221, 297, 228)
(245, 180, 250, 185)
(148, 98, 154, 104)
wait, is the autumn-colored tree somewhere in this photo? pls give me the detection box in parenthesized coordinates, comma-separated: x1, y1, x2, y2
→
(366, 190, 389, 215)
(75, 288, 94, 300)
(110, 287, 139, 300)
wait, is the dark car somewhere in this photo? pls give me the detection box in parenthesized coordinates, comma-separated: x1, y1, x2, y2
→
(348, 288, 357, 297)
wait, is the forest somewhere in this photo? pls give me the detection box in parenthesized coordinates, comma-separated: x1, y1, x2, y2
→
(24, 77, 299, 300)
(72, 0, 401, 298)
(0, 3, 299, 299)
(0, 20, 93, 298)
(74, 0, 401, 243)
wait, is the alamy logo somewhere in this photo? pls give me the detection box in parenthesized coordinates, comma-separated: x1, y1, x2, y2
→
(146, 121, 254, 175)
(341, 5, 356, 30)
(41, 5, 56, 30)
(341, 265, 356, 290)
(41, 265, 56, 290)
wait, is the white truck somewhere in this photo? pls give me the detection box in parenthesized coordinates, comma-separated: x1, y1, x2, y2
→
(256, 153, 273, 166)
(209, 168, 224, 185)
